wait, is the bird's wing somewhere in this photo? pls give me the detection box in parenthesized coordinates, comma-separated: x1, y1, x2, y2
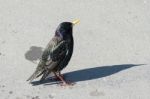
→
(27, 37, 68, 82)
(39, 40, 69, 81)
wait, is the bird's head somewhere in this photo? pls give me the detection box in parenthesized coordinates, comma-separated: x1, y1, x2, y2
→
(55, 19, 80, 39)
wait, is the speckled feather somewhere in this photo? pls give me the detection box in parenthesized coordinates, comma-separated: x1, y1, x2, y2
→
(27, 22, 74, 82)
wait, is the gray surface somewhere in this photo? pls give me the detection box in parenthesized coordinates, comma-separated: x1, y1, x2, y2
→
(0, 0, 150, 99)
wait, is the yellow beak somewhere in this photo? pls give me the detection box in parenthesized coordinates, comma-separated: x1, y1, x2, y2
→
(72, 19, 80, 25)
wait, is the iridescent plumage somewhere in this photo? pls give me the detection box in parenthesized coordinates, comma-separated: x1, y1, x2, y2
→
(27, 22, 74, 85)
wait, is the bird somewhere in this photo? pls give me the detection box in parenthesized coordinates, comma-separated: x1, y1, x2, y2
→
(27, 19, 80, 85)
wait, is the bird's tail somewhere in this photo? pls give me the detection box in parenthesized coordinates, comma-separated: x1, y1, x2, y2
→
(27, 69, 44, 82)
(40, 70, 51, 82)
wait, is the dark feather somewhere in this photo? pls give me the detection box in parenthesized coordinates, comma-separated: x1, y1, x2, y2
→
(27, 22, 74, 82)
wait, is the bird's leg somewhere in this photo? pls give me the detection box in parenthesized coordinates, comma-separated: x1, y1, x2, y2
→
(58, 72, 64, 79)
(53, 72, 64, 81)
(53, 72, 73, 86)
(53, 72, 63, 81)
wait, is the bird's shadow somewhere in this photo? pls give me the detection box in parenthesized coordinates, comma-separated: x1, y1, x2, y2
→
(31, 64, 144, 86)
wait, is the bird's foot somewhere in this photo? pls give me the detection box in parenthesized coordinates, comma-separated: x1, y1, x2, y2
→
(53, 72, 75, 86)
(60, 81, 75, 86)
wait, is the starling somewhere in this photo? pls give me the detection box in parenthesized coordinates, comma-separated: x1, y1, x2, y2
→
(27, 19, 80, 85)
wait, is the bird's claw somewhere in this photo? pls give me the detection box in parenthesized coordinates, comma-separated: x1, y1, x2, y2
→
(60, 81, 75, 86)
